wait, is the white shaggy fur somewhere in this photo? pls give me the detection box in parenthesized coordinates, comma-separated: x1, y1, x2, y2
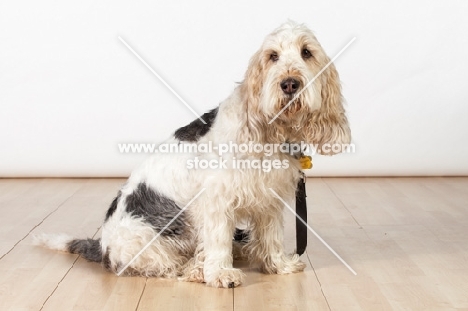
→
(33, 233, 74, 252)
(36, 21, 350, 288)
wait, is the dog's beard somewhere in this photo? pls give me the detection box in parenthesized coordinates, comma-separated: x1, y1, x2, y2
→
(279, 96, 303, 115)
(267, 97, 309, 138)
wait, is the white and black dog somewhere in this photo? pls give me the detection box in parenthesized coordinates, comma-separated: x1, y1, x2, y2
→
(35, 21, 351, 288)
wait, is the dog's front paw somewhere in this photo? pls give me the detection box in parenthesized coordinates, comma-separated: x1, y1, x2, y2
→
(277, 256, 306, 274)
(205, 268, 245, 288)
(262, 254, 306, 274)
(179, 266, 204, 283)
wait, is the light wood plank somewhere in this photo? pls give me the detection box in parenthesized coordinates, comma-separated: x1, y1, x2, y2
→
(41, 256, 146, 311)
(314, 177, 468, 310)
(233, 256, 330, 311)
(0, 179, 124, 311)
(0, 179, 84, 257)
(137, 278, 233, 311)
(0, 178, 467, 310)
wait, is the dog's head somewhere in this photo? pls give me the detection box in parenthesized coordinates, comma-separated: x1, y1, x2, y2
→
(242, 21, 351, 154)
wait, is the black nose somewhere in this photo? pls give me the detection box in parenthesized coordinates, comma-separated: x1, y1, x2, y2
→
(280, 78, 300, 95)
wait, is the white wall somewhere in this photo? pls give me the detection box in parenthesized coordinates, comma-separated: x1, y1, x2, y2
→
(1, 1, 467, 177)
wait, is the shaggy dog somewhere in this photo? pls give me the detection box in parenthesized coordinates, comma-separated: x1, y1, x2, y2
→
(35, 21, 351, 288)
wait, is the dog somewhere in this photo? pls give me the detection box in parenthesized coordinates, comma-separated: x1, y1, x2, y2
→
(34, 21, 351, 288)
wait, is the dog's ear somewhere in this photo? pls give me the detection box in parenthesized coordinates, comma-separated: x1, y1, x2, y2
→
(239, 49, 271, 143)
(243, 50, 264, 107)
(304, 61, 351, 155)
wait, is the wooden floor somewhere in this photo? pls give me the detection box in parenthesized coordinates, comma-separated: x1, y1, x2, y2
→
(1, 178, 467, 310)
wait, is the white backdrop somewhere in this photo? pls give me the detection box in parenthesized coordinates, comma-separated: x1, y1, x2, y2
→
(1, 1, 468, 177)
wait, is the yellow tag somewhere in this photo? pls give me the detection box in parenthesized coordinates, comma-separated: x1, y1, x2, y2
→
(299, 156, 313, 169)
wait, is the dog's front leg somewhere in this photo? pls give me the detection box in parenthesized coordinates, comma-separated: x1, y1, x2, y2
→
(202, 203, 245, 288)
(247, 208, 306, 274)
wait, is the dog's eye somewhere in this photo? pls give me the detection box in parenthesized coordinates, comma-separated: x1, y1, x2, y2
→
(270, 52, 279, 62)
(301, 48, 312, 59)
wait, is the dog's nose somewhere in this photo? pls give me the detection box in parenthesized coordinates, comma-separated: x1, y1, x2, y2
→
(280, 78, 300, 95)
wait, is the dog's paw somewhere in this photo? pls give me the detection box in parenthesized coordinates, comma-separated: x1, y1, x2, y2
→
(277, 257, 306, 274)
(179, 266, 204, 283)
(262, 254, 306, 274)
(205, 268, 245, 288)
(179, 257, 205, 283)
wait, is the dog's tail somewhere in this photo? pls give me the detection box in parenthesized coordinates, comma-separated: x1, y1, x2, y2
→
(33, 233, 103, 263)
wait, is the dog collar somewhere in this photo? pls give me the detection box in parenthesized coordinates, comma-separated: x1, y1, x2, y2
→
(299, 155, 313, 170)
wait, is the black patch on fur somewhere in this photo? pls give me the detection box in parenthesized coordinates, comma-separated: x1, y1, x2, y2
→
(174, 107, 219, 142)
(125, 183, 186, 236)
(68, 238, 102, 262)
(105, 191, 121, 221)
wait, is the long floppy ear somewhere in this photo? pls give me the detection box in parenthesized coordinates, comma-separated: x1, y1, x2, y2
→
(243, 50, 264, 111)
(239, 50, 272, 143)
(304, 62, 351, 155)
